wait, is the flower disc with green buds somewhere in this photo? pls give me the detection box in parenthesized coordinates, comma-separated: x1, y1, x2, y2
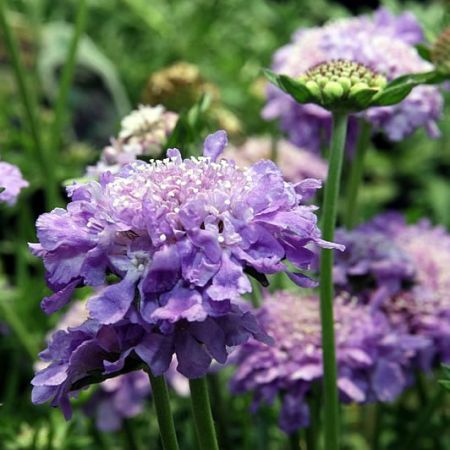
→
(432, 27, 450, 75)
(297, 60, 387, 111)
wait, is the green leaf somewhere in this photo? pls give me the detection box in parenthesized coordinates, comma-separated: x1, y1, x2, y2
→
(415, 44, 433, 62)
(262, 69, 311, 103)
(38, 22, 131, 117)
(0, 187, 5, 194)
(372, 71, 446, 106)
(350, 88, 379, 109)
(278, 75, 311, 103)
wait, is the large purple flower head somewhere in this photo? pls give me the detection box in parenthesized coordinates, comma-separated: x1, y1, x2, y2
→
(223, 137, 328, 184)
(87, 105, 178, 177)
(332, 226, 416, 306)
(0, 161, 28, 206)
(31, 130, 339, 379)
(231, 291, 426, 434)
(263, 8, 443, 152)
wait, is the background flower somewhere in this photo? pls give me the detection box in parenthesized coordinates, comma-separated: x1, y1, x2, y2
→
(223, 136, 327, 183)
(263, 8, 443, 152)
(231, 291, 426, 434)
(0, 161, 28, 205)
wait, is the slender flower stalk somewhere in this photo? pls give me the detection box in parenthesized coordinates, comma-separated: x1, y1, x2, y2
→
(189, 378, 220, 450)
(51, 0, 88, 153)
(319, 112, 348, 450)
(0, 0, 58, 209)
(147, 371, 180, 450)
(344, 120, 371, 229)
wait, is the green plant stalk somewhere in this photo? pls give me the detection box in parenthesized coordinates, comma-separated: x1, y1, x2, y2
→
(402, 389, 444, 450)
(319, 112, 348, 450)
(51, 0, 88, 153)
(305, 386, 320, 450)
(0, 0, 58, 209)
(0, 295, 38, 359)
(147, 371, 180, 450)
(344, 120, 371, 229)
(189, 377, 220, 450)
(207, 373, 231, 449)
(289, 431, 300, 450)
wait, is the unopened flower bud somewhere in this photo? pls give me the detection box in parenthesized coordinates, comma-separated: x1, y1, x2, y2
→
(296, 60, 387, 112)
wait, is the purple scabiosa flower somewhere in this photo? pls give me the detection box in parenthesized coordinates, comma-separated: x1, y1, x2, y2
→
(231, 291, 426, 434)
(263, 8, 443, 152)
(85, 371, 151, 431)
(31, 130, 340, 379)
(31, 309, 150, 419)
(0, 161, 28, 205)
(223, 137, 327, 184)
(34, 300, 189, 423)
(366, 214, 450, 369)
(332, 226, 416, 306)
(87, 105, 178, 177)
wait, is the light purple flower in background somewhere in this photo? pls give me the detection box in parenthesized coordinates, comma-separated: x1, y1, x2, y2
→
(0, 161, 28, 205)
(223, 137, 327, 184)
(332, 227, 416, 306)
(30, 130, 340, 380)
(263, 8, 443, 153)
(87, 105, 178, 177)
(85, 362, 188, 431)
(231, 291, 426, 434)
(363, 214, 450, 370)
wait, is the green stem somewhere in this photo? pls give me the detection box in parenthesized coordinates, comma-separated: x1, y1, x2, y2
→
(51, 0, 87, 152)
(0, 293, 38, 359)
(207, 373, 231, 449)
(147, 371, 180, 450)
(189, 377, 220, 450)
(402, 389, 444, 450)
(319, 112, 348, 450)
(123, 419, 141, 450)
(0, 0, 58, 209)
(289, 431, 300, 450)
(344, 120, 371, 229)
(305, 386, 320, 450)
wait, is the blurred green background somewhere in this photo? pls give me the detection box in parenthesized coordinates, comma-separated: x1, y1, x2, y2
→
(0, 0, 449, 449)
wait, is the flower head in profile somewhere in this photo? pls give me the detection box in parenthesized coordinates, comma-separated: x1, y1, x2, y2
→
(231, 291, 426, 434)
(0, 161, 28, 205)
(264, 8, 443, 152)
(87, 105, 178, 177)
(31, 130, 340, 380)
(223, 136, 327, 184)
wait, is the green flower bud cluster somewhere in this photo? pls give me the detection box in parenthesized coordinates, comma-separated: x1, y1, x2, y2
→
(297, 60, 387, 111)
(432, 27, 450, 74)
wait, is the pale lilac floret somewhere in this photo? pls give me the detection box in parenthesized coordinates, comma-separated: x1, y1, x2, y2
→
(263, 8, 443, 152)
(223, 137, 328, 184)
(231, 292, 426, 434)
(87, 105, 178, 177)
(0, 161, 28, 205)
(31, 130, 340, 379)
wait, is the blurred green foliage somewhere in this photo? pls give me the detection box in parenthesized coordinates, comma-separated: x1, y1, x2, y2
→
(0, 0, 449, 449)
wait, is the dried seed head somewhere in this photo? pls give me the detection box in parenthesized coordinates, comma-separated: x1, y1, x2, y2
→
(432, 27, 450, 74)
